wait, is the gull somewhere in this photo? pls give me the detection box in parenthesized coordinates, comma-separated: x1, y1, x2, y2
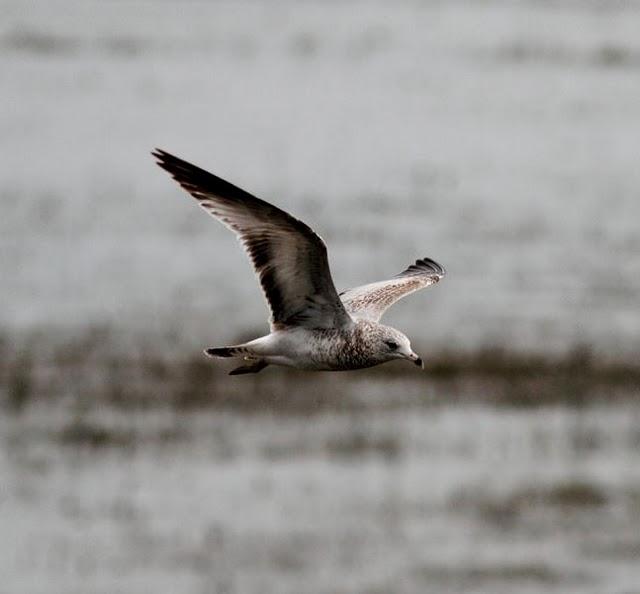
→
(152, 149, 446, 375)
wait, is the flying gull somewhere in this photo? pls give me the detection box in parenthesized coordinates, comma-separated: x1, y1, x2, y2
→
(152, 149, 446, 375)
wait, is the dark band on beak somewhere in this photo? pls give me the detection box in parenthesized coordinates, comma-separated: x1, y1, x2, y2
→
(414, 357, 423, 368)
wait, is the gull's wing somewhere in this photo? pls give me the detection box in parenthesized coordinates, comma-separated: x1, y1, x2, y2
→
(152, 149, 352, 330)
(339, 257, 446, 322)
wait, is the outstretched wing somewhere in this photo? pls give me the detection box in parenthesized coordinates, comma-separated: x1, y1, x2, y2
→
(339, 257, 446, 322)
(152, 149, 352, 330)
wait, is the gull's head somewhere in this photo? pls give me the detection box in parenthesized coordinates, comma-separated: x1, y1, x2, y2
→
(377, 326, 423, 369)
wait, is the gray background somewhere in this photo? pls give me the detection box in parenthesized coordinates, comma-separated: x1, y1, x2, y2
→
(1, 1, 639, 593)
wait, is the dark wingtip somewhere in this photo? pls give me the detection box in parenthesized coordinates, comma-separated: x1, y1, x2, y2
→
(150, 148, 217, 197)
(151, 148, 257, 204)
(151, 148, 182, 172)
(417, 257, 446, 277)
(399, 256, 446, 279)
(151, 148, 176, 174)
(151, 147, 167, 161)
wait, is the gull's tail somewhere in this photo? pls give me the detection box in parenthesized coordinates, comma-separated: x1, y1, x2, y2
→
(204, 344, 269, 375)
(204, 346, 249, 358)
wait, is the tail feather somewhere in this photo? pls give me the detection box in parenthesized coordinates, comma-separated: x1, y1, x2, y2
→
(204, 346, 249, 358)
(204, 341, 269, 375)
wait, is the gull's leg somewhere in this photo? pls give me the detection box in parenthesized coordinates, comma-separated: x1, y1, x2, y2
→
(229, 359, 269, 375)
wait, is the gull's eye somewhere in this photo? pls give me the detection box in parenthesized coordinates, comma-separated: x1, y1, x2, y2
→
(384, 340, 399, 350)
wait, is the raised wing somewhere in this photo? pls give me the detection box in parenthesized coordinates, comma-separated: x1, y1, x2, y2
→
(339, 257, 446, 322)
(152, 149, 352, 330)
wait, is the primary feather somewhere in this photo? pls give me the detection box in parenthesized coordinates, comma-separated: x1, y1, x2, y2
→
(152, 149, 352, 330)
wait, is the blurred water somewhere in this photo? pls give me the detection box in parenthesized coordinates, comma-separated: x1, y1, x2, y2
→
(1, 0, 639, 358)
(2, 4, 640, 592)
(2, 404, 640, 594)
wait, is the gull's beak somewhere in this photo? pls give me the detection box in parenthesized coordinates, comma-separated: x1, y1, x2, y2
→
(407, 352, 424, 369)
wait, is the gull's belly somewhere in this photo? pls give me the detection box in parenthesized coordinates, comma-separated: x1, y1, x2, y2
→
(270, 330, 338, 370)
(264, 328, 376, 371)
